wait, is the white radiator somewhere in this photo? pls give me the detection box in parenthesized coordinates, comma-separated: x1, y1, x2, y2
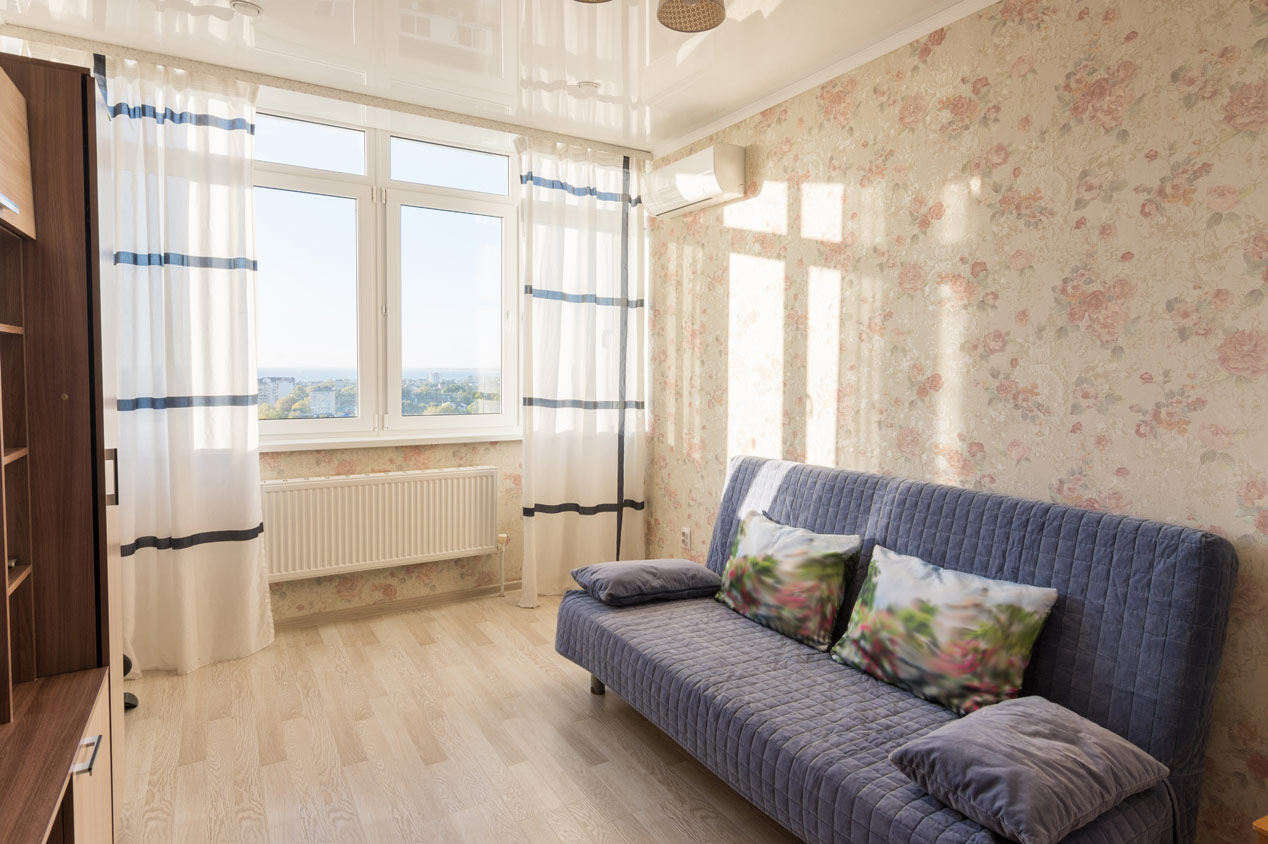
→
(261, 467, 498, 582)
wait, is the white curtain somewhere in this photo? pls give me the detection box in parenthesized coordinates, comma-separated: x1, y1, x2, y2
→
(518, 140, 647, 607)
(100, 57, 273, 673)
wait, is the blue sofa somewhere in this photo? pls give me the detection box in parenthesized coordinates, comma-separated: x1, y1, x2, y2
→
(555, 457, 1238, 843)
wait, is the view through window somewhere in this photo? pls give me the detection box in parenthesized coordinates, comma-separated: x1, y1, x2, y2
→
(253, 113, 516, 438)
(255, 186, 360, 420)
(399, 205, 503, 417)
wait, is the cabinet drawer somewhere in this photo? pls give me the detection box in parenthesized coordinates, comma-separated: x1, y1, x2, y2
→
(65, 680, 113, 844)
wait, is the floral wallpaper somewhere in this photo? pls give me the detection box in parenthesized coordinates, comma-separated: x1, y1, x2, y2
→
(645, 0, 1268, 839)
(260, 442, 522, 622)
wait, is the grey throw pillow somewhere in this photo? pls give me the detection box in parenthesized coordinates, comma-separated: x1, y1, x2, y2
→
(889, 696, 1169, 844)
(571, 559, 721, 606)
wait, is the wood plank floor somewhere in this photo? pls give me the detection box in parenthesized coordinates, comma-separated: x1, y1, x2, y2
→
(116, 594, 800, 844)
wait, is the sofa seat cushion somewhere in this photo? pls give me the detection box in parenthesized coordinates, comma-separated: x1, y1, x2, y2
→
(555, 590, 1173, 844)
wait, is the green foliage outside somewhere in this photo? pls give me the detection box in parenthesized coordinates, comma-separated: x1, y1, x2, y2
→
(258, 378, 500, 420)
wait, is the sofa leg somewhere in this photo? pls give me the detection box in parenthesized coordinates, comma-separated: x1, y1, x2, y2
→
(590, 674, 605, 695)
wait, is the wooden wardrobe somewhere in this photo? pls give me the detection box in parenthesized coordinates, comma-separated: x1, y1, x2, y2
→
(0, 53, 122, 844)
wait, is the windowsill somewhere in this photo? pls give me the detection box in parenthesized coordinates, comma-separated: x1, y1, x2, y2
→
(259, 428, 523, 453)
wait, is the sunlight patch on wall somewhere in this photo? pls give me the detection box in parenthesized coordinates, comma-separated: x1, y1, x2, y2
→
(662, 240, 682, 450)
(678, 239, 704, 456)
(846, 182, 887, 246)
(727, 253, 785, 459)
(938, 181, 969, 244)
(935, 285, 967, 475)
(806, 266, 842, 466)
(724, 181, 788, 235)
(801, 182, 844, 243)
(855, 273, 883, 463)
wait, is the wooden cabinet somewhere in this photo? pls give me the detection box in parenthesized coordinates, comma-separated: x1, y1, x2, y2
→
(0, 669, 109, 844)
(0, 68, 35, 239)
(66, 680, 113, 844)
(0, 54, 117, 844)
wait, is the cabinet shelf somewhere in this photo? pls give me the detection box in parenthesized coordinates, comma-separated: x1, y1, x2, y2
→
(2, 446, 25, 465)
(6, 563, 28, 596)
(0, 323, 21, 335)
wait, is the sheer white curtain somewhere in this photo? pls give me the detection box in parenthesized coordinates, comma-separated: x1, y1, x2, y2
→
(517, 140, 647, 607)
(100, 56, 273, 673)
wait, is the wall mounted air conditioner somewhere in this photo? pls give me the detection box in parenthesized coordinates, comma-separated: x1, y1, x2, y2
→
(645, 143, 747, 218)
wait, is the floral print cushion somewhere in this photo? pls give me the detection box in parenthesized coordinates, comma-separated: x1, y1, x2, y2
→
(715, 511, 862, 650)
(831, 546, 1058, 715)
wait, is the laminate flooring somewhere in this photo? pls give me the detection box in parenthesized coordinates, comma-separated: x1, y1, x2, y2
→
(116, 593, 800, 844)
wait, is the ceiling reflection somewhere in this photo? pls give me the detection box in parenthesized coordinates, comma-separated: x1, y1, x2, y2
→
(1, 0, 984, 153)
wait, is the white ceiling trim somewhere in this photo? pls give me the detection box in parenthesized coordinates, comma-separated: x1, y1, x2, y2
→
(650, 0, 1000, 160)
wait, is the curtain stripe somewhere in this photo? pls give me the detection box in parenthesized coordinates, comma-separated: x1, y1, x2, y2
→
(115, 251, 258, 270)
(614, 155, 632, 560)
(121, 522, 265, 558)
(118, 394, 258, 411)
(523, 398, 644, 410)
(524, 286, 645, 308)
(523, 500, 645, 518)
(520, 173, 642, 206)
(103, 101, 255, 132)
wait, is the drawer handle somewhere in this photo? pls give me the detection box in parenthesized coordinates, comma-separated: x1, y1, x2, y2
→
(0, 192, 17, 214)
(72, 734, 102, 776)
(105, 448, 119, 506)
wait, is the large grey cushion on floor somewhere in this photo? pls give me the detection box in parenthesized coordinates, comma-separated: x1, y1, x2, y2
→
(890, 696, 1171, 844)
(556, 593, 1175, 844)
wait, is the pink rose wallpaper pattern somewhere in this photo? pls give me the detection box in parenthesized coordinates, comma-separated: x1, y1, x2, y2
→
(646, 0, 1268, 838)
(260, 442, 523, 621)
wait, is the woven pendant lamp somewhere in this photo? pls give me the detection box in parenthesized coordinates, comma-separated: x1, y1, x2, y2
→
(657, 0, 726, 32)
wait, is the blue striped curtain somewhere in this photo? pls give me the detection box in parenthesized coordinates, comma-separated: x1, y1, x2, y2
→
(517, 140, 647, 607)
(99, 56, 272, 673)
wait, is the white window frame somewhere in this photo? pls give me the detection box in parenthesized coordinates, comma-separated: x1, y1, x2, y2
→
(253, 110, 522, 450)
(385, 189, 519, 437)
(253, 169, 379, 437)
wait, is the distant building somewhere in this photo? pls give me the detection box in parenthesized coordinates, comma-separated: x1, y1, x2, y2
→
(429, 371, 442, 384)
(258, 376, 295, 406)
(309, 388, 337, 417)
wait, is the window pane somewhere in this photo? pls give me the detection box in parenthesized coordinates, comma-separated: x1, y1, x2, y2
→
(255, 115, 365, 175)
(399, 205, 502, 416)
(256, 187, 360, 420)
(391, 137, 508, 195)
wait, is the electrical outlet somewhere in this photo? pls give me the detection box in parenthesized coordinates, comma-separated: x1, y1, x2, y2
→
(681, 527, 691, 549)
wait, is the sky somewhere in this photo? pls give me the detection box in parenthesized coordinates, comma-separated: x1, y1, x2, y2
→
(254, 115, 507, 374)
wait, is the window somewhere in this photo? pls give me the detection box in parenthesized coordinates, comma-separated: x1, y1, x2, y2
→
(255, 114, 365, 175)
(390, 137, 508, 195)
(253, 113, 518, 445)
(255, 187, 362, 421)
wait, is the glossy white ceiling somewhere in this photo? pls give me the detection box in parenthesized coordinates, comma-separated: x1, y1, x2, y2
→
(1, 0, 987, 154)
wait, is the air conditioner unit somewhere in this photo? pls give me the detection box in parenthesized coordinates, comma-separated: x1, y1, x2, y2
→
(645, 143, 746, 218)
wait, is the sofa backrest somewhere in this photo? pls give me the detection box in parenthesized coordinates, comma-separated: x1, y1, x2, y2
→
(706, 456, 1238, 843)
